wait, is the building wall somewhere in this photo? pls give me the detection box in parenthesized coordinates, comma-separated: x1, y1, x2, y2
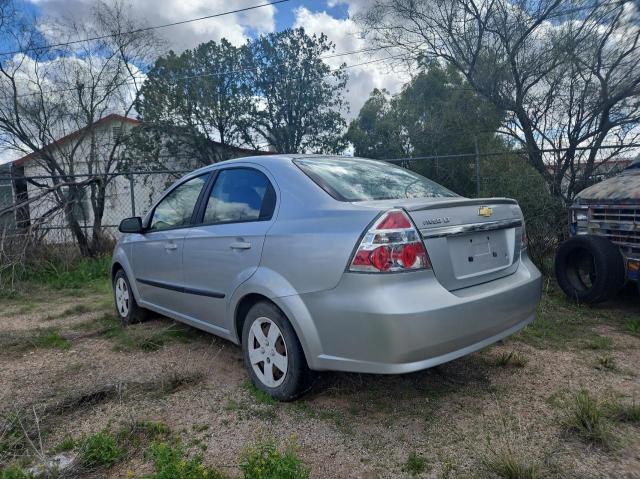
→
(0, 163, 15, 232)
(16, 118, 262, 244)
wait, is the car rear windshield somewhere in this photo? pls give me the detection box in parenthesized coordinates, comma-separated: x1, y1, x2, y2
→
(294, 157, 458, 201)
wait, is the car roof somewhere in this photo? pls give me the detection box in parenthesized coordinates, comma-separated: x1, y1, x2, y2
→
(184, 154, 356, 178)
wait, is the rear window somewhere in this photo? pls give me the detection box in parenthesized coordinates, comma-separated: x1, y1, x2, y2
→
(294, 157, 458, 201)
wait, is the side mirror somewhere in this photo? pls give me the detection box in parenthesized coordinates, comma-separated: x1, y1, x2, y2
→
(119, 216, 144, 234)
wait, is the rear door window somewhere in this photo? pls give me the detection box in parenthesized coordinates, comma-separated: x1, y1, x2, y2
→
(295, 157, 457, 201)
(203, 168, 275, 224)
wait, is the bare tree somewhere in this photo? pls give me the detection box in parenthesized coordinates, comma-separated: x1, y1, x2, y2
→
(358, 0, 640, 203)
(0, 0, 159, 255)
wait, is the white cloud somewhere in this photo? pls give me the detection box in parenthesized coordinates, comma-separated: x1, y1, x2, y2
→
(28, 0, 277, 50)
(293, 7, 409, 119)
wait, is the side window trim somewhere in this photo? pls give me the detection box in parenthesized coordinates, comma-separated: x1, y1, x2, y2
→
(145, 172, 211, 233)
(194, 166, 277, 226)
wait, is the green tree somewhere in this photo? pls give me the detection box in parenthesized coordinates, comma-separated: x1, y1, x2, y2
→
(346, 63, 504, 195)
(243, 28, 348, 154)
(132, 39, 251, 168)
(345, 88, 408, 159)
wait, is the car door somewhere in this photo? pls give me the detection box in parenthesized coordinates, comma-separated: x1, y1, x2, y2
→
(132, 173, 210, 315)
(182, 166, 278, 332)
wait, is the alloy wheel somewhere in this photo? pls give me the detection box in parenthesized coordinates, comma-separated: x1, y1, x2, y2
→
(115, 277, 130, 318)
(248, 317, 288, 387)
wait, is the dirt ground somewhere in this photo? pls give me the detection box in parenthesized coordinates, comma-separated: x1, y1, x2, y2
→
(0, 279, 639, 478)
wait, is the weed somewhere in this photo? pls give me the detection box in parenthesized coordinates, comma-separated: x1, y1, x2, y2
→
(625, 318, 640, 335)
(596, 354, 617, 371)
(482, 448, 539, 479)
(240, 440, 309, 479)
(582, 335, 614, 351)
(243, 380, 277, 405)
(564, 390, 616, 449)
(495, 351, 528, 368)
(80, 431, 121, 468)
(145, 441, 226, 479)
(403, 451, 428, 476)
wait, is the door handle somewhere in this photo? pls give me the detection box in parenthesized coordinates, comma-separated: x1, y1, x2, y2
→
(165, 243, 178, 251)
(230, 241, 251, 250)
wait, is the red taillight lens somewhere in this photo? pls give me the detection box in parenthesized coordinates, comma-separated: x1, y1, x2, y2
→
(349, 209, 431, 273)
(377, 210, 411, 229)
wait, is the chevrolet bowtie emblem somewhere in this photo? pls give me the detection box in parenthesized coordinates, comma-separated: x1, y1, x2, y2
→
(478, 206, 493, 217)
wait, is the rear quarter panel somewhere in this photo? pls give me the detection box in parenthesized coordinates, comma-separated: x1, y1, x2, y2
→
(256, 161, 380, 296)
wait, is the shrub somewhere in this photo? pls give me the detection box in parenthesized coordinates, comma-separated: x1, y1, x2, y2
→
(240, 440, 309, 479)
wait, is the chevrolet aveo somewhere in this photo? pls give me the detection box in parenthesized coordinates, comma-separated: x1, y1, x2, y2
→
(112, 155, 542, 400)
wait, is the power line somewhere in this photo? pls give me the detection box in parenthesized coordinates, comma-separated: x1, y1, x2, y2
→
(385, 143, 640, 163)
(0, 0, 290, 57)
(13, 48, 403, 99)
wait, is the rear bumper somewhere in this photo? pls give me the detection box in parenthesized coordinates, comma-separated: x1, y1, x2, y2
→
(284, 254, 542, 374)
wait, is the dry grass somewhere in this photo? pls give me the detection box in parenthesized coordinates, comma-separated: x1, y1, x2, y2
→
(0, 279, 638, 478)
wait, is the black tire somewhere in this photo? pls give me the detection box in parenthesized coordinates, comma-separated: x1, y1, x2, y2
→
(555, 235, 625, 304)
(241, 301, 312, 401)
(113, 269, 148, 325)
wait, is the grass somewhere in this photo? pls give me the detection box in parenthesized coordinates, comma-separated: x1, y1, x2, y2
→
(104, 321, 199, 352)
(582, 335, 614, 351)
(625, 318, 640, 334)
(482, 448, 539, 479)
(564, 390, 616, 449)
(240, 440, 309, 479)
(402, 451, 428, 476)
(80, 431, 122, 468)
(595, 354, 617, 371)
(52, 435, 77, 453)
(44, 303, 93, 321)
(0, 465, 33, 479)
(243, 380, 278, 405)
(605, 400, 640, 424)
(495, 351, 528, 368)
(23, 254, 111, 291)
(145, 441, 227, 479)
(0, 328, 70, 355)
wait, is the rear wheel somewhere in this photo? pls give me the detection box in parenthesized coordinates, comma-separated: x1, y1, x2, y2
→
(113, 269, 148, 325)
(241, 301, 311, 401)
(555, 235, 625, 304)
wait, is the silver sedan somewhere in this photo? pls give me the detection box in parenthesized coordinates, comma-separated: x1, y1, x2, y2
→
(112, 155, 542, 400)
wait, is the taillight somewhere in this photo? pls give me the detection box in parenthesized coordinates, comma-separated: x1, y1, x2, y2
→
(520, 218, 527, 251)
(349, 209, 431, 273)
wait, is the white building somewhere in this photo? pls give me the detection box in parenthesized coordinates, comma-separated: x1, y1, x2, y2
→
(7, 114, 263, 243)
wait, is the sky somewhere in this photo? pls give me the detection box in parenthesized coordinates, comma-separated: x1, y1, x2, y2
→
(16, 0, 407, 119)
(0, 0, 409, 163)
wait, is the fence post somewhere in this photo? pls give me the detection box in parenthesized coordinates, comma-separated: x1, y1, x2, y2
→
(474, 137, 481, 198)
(129, 173, 136, 216)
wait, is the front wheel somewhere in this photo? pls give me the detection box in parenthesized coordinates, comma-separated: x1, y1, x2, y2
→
(113, 269, 148, 325)
(242, 301, 312, 401)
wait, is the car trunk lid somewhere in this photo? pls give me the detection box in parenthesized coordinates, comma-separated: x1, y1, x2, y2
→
(355, 198, 525, 291)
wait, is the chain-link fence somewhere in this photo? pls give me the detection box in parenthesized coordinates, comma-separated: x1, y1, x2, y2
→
(0, 147, 637, 286)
